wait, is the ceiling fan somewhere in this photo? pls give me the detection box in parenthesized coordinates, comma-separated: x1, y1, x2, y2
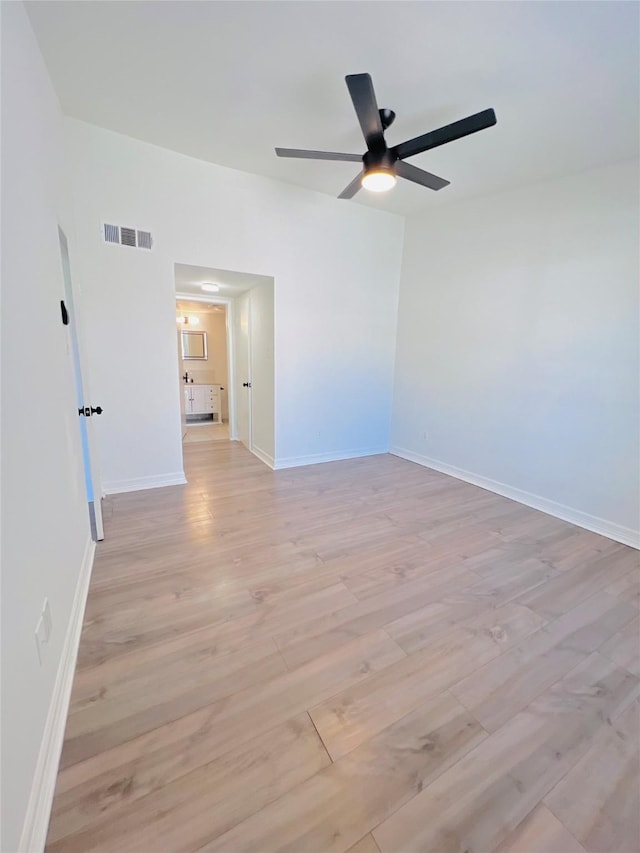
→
(275, 73, 496, 199)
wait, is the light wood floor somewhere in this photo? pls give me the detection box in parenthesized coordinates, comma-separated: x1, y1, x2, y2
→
(182, 423, 229, 443)
(47, 442, 640, 853)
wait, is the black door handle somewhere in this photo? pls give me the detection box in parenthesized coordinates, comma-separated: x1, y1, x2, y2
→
(91, 406, 103, 415)
(242, 382, 252, 388)
(78, 406, 104, 417)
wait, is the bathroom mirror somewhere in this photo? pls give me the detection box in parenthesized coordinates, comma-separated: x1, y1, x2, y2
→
(181, 331, 208, 360)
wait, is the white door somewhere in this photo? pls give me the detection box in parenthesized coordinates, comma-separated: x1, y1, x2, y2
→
(179, 345, 188, 435)
(59, 228, 104, 540)
(235, 292, 252, 449)
(246, 281, 275, 463)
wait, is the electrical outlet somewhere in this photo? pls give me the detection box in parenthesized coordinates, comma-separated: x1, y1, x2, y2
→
(35, 599, 52, 665)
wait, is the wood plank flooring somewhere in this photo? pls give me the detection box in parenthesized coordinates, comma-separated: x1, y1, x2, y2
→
(46, 441, 640, 852)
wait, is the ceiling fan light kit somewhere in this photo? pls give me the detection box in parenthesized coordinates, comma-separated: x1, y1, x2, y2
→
(361, 148, 397, 192)
(361, 169, 397, 192)
(276, 73, 496, 199)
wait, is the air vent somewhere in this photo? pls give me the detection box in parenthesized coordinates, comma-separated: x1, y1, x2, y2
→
(103, 223, 120, 244)
(137, 230, 152, 250)
(102, 223, 153, 250)
(120, 227, 136, 247)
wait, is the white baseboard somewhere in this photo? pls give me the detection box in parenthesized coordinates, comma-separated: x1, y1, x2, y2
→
(391, 446, 640, 550)
(274, 446, 388, 470)
(102, 471, 187, 495)
(19, 536, 96, 853)
(251, 445, 275, 469)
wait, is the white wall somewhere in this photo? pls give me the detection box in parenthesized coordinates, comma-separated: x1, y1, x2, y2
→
(64, 120, 404, 487)
(392, 160, 640, 545)
(1, 4, 93, 850)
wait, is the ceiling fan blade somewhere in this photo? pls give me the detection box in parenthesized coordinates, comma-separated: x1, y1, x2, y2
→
(338, 172, 363, 199)
(345, 74, 385, 152)
(396, 161, 450, 191)
(393, 108, 496, 161)
(275, 148, 362, 162)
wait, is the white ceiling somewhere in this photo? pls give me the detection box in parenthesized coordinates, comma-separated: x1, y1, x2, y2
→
(26, 1, 639, 216)
(174, 262, 272, 299)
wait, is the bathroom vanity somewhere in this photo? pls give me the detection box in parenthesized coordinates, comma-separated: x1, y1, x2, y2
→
(184, 384, 221, 423)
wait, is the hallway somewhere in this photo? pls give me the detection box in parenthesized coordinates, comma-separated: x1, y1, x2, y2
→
(46, 442, 639, 852)
(182, 423, 229, 443)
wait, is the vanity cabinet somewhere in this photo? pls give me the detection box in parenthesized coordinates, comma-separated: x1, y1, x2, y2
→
(184, 384, 220, 422)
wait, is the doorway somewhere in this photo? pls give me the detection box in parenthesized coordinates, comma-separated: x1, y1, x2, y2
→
(176, 298, 230, 444)
(174, 263, 275, 467)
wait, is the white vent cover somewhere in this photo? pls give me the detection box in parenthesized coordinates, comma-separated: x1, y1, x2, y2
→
(137, 230, 152, 250)
(102, 223, 153, 250)
(103, 223, 119, 244)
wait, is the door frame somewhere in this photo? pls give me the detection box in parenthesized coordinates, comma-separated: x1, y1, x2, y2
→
(174, 292, 239, 440)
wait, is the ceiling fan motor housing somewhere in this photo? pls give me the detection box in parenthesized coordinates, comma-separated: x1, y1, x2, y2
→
(363, 148, 397, 174)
